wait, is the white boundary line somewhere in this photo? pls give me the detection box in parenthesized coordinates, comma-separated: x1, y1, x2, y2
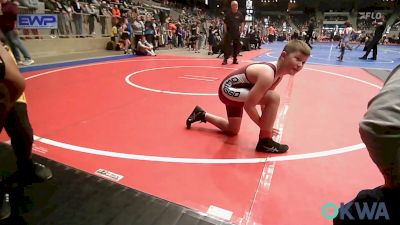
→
(125, 66, 234, 96)
(182, 75, 219, 80)
(33, 135, 367, 164)
(27, 59, 380, 164)
(265, 52, 395, 70)
(382, 49, 400, 54)
(305, 68, 382, 89)
(311, 54, 394, 64)
(178, 77, 216, 82)
(328, 43, 333, 60)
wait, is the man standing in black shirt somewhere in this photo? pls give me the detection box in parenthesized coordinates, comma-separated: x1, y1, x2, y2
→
(222, 1, 244, 65)
(305, 18, 314, 49)
(360, 16, 386, 60)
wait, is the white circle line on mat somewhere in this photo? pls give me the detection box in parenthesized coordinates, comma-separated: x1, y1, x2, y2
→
(28, 59, 380, 164)
(124, 66, 235, 96)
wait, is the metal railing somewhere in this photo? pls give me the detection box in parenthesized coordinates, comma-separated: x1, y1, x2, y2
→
(17, 7, 113, 39)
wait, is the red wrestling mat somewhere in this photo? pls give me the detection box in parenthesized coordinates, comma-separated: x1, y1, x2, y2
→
(7, 55, 384, 224)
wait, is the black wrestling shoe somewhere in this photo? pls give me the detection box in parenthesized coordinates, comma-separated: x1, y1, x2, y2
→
(256, 138, 289, 153)
(222, 59, 228, 65)
(232, 59, 239, 64)
(368, 57, 377, 60)
(18, 161, 53, 184)
(31, 162, 53, 181)
(186, 106, 206, 129)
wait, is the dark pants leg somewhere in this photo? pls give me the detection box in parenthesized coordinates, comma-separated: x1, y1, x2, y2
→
(232, 37, 240, 60)
(363, 46, 371, 58)
(177, 36, 183, 48)
(134, 35, 141, 50)
(4, 102, 34, 171)
(223, 33, 240, 60)
(145, 34, 155, 47)
(88, 16, 95, 34)
(339, 43, 345, 59)
(0, 83, 11, 130)
(223, 34, 232, 60)
(363, 40, 378, 59)
(372, 43, 378, 59)
(100, 17, 106, 35)
(150, 35, 155, 48)
(57, 14, 65, 35)
(340, 47, 345, 59)
(305, 36, 312, 48)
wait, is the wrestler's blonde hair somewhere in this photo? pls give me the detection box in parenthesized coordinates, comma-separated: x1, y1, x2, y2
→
(282, 40, 311, 56)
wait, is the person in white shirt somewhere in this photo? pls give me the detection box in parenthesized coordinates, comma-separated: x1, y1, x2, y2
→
(337, 21, 353, 61)
(132, 16, 144, 50)
(136, 35, 156, 56)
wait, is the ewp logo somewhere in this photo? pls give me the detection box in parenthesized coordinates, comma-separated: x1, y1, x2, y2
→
(322, 202, 390, 221)
(17, 14, 58, 29)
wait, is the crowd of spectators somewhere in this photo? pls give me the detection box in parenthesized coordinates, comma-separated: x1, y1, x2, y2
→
(8, 0, 400, 56)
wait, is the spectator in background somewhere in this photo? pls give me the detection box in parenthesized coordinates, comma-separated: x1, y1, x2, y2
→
(81, 2, 90, 35)
(144, 17, 156, 48)
(45, 0, 58, 38)
(255, 30, 262, 49)
(167, 28, 173, 49)
(136, 35, 156, 56)
(189, 21, 199, 53)
(176, 23, 184, 48)
(337, 21, 352, 62)
(168, 19, 177, 46)
(248, 25, 256, 48)
(99, 1, 111, 36)
(199, 18, 207, 50)
(19, 0, 39, 39)
(0, 0, 34, 65)
(54, 0, 72, 37)
(110, 22, 118, 42)
(71, 0, 83, 37)
(111, 4, 121, 25)
(207, 23, 217, 55)
(119, 18, 131, 54)
(126, 13, 134, 42)
(155, 26, 162, 48)
(132, 16, 144, 50)
(131, 7, 138, 20)
(87, 3, 99, 36)
(268, 25, 275, 42)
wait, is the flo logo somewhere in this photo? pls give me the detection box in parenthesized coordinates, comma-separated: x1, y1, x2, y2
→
(322, 202, 390, 220)
(358, 12, 382, 20)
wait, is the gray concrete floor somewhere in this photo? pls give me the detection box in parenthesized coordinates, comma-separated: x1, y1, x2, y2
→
(365, 69, 391, 81)
(24, 47, 219, 66)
